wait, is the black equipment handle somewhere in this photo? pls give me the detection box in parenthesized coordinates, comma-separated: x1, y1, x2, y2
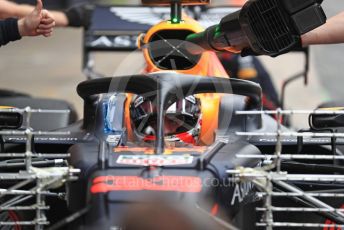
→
(186, 0, 326, 57)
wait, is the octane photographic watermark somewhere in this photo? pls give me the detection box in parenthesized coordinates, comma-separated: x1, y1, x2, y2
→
(103, 175, 237, 187)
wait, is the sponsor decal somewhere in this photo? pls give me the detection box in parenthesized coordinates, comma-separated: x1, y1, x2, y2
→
(114, 146, 206, 154)
(134, 96, 144, 108)
(89, 35, 138, 48)
(116, 155, 193, 166)
(90, 176, 202, 193)
(230, 182, 254, 205)
(6, 137, 78, 142)
(106, 135, 121, 145)
(257, 138, 333, 144)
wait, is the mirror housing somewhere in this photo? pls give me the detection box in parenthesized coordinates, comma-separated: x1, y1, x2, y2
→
(0, 110, 23, 130)
(310, 108, 344, 129)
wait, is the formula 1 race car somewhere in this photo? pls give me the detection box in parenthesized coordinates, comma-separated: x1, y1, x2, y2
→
(3, 0, 344, 230)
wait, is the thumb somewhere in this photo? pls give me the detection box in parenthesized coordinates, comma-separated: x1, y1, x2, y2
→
(35, 0, 43, 14)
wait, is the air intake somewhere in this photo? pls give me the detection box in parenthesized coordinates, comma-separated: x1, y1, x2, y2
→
(241, 0, 326, 55)
(148, 30, 201, 70)
(247, 0, 293, 53)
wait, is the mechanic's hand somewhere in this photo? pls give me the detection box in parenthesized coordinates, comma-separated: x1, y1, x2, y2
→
(38, 10, 55, 37)
(17, 0, 55, 37)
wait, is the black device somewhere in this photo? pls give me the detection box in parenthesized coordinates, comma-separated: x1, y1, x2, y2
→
(186, 0, 327, 57)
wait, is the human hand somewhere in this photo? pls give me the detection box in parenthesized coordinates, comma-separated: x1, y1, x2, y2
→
(17, 0, 55, 37)
(37, 10, 55, 37)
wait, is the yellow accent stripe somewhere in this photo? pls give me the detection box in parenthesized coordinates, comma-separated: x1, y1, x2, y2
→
(319, 107, 344, 111)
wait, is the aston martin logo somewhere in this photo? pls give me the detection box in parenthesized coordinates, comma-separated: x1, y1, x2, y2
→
(90, 36, 112, 47)
(89, 35, 139, 48)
